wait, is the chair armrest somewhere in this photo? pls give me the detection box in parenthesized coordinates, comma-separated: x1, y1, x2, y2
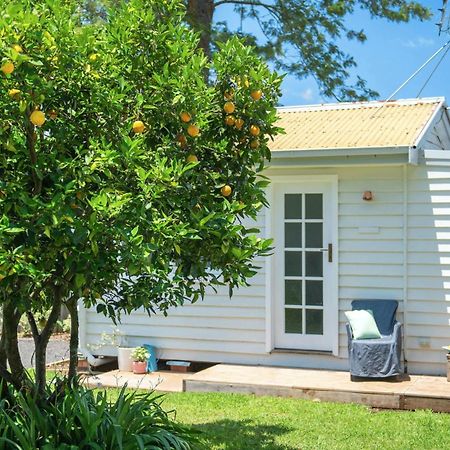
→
(393, 321, 402, 339)
(346, 323, 353, 341)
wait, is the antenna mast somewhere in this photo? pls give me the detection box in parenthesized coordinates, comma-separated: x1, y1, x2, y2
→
(438, 0, 450, 35)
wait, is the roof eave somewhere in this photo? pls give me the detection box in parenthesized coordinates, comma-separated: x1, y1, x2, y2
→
(270, 146, 410, 159)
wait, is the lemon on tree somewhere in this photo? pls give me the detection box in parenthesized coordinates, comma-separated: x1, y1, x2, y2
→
(235, 118, 244, 130)
(249, 124, 260, 136)
(221, 185, 232, 197)
(251, 90, 262, 100)
(30, 110, 46, 127)
(250, 139, 260, 149)
(132, 120, 145, 133)
(12, 44, 23, 53)
(180, 111, 192, 123)
(225, 115, 235, 126)
(223, 101, 235, 114)
(187, 124, 200, 137)
(1, 61, 14, 75)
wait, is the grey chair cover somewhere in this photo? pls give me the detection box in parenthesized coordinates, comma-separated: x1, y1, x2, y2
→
(346, 299, 402, 378)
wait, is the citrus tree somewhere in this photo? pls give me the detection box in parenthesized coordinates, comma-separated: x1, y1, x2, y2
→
(0, 0, 281, 394)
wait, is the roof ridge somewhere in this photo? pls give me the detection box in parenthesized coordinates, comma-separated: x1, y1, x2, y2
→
(277, 97, 445, 113)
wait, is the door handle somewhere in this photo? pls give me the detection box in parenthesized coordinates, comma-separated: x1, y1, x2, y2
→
(320, 244, 333, 263)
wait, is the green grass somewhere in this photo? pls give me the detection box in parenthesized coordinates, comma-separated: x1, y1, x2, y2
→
(151, 392, 450, 450)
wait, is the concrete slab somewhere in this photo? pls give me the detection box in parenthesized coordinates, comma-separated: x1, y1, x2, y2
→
(84, 370, 188, 392)
(183, 364, 450, 412)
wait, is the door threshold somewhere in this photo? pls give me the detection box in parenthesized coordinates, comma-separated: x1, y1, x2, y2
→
(272, 348, 333, 356)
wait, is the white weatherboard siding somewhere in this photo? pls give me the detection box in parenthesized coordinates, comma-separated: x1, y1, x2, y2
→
(84, 164, 445, 373)
(407, 158, 450, 375)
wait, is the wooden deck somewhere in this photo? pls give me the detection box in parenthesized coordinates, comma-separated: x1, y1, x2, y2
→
(183, 364, 450, 413)
(85, 363, 450, 412)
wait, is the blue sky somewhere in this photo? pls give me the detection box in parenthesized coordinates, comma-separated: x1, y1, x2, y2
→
(214, 1, 450, 106)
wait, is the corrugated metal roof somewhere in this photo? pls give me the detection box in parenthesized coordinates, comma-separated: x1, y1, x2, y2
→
(270, 98, 443, 151)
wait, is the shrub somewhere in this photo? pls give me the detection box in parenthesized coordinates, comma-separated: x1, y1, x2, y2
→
(0, 381, 198, 449)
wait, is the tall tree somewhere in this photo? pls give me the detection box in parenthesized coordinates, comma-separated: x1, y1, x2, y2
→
(0, 0, 280, 395)
(185, 0, 431, 100)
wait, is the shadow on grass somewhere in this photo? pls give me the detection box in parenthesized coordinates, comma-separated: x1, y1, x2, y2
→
(195, 418, 296, 450)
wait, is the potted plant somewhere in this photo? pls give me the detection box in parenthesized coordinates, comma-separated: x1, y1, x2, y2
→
(131, 347, 150, 374)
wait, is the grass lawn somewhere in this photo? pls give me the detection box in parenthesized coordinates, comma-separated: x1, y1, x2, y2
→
(153, 392, 450, 450)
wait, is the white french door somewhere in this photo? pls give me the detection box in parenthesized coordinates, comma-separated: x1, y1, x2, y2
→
(273, 179, 337, 352)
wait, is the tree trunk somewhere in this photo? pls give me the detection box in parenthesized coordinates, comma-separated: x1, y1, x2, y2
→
(66, 297, 79, 384)
(34, 286, 63, 395)
(186, 0, 215, 58)
(3, 302, 25, 388)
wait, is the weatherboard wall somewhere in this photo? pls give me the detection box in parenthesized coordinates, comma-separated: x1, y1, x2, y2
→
(84, 166, 450, 373)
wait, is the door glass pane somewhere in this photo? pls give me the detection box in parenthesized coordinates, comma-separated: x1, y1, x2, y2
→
(285, 251, 302, 276)
(305, 223, 322, 248)
(305, 309, 323, 334)
(305, 280, 323, 306)
(285, 223, 302, 248)
(305, 194, 322, 219)
(285, 280, 302, 305)
(285, 308, 302, 334)
(305, 252, 322, 277)
(285, 194, 302, 219)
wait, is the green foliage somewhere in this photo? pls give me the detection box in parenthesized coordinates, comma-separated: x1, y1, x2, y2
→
(0, 382, 199, 449)
(131, 346, 150, 362)
(0, 0, 282, 320)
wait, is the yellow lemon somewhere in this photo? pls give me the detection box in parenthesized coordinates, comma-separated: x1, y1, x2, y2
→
(225, 115, 235, 126)
(186, 154, 198, 163)
(30, 110, 46, 127)
(187, 124, 200, 137)
(249, 124, 260, 136)
(12, 44, 23, 53)
(223, 101, 235, 114)
(1, 62, 14, 75)
(180, 111, 192, 123)
(250, 139, 260, 149)
(251, 90, 262, 101)
(235, 118, 244, 130)
(132, 120, 145, 133)
(89, 53, 98, 61)
(221, 185, 232, 197)
(8, 88, 21, 99)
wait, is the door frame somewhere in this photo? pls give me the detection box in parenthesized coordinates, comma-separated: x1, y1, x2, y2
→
(265, 174, 339, 356)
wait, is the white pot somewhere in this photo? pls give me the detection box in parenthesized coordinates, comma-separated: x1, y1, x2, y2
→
(117, 347, 133, 372)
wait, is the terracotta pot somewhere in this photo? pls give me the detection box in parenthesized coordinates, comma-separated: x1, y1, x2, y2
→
(132, 361, 147, 374)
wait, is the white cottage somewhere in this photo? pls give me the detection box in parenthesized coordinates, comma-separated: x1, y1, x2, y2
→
(79, 97, 450, 376)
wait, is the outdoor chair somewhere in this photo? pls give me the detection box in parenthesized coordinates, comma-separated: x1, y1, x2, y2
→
(346, 299, 402, 379)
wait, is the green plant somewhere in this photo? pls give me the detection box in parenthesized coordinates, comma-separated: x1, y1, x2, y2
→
(0, 380, 199, 449)
(131, 346, 150, 362)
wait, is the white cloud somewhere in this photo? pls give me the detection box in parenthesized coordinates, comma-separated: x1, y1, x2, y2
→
(299, 87, 314, 101)
(401, 37, 435, 48)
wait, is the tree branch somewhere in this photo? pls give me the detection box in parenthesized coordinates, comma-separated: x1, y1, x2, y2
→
(26, 311, 40, 346)
(25, 106, 42, 196)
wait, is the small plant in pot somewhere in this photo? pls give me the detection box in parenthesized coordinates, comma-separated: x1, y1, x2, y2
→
(131, 347, 150, 374)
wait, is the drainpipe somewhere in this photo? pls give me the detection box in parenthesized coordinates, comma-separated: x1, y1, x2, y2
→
(402, 164, 409, 373)
(78, 301, 115, 368)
